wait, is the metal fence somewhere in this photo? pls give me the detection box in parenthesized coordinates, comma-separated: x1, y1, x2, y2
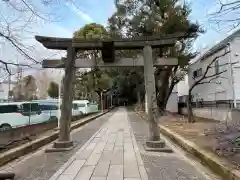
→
(192, 100, 235, 108)
(178, 95, 238, 109)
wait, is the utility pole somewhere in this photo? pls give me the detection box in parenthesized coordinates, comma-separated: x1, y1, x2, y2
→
(58, 70, 63, 129)
(7, 74, 11, 102)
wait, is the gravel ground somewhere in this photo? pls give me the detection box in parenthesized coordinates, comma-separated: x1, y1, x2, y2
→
(0, 110, 115, 180)
(127, 111, 219, 180)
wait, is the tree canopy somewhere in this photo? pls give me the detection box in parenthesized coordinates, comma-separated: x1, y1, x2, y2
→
(72, 0, 203, 110)
(107, 0, 203, 110)
(73, 23, 113, 102)
(47, 81, 59, 99)
(12, 75, 37, 101)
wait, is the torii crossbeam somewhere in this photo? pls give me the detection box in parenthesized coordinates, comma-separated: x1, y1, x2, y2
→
(35, 33, 185, 152)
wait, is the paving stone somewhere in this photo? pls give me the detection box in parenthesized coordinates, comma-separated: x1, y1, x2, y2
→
(124, 137, 132, 143)
(93, 142, 107, 154)
(124, 162, 140, 178)
(63, 160, 85, 175)
(75, 150, 92, 160)
(57, 174, 75, 180)
(111, 152, 123, 165)
(124, 145, 137, 164)
(111, 146, 123, 165)
(85, 142, 97, 151)
(134, 150, 144, 166)
(75, 166, 95, 180)
(99, 151, 112, 162)
(104, 143, 114, 151)
(93, 161, 110, 177)
(85, 153, 102, 166)
(124, 178, 141, 180)
(92, 138, 102, 143)
(107, 134, 117, 143)
(139, 166, 148, 180)
(107, 165, 123, 180)
(91, 177, 106, 180)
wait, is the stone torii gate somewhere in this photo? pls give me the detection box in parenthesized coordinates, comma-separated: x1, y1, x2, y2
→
(35, 34, 184, 152)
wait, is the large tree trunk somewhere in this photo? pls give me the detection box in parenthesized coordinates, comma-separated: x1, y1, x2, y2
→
(187, 90, 195, 123)
(155, 70, 171, 115)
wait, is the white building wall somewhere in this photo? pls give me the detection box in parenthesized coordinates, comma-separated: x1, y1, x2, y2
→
(166, 92, 178, 113)
(231, 37, 240, 101)
(177, 75, 189, 96)
(166, 85, 178, 113)
(188, 45, 233, 102)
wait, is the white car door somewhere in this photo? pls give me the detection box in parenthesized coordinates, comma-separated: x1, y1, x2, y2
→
(0, 105, 29, 128)
(21, 103, 43, 125)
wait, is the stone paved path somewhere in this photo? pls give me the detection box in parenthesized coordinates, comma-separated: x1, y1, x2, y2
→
(50, 108, 148, 180)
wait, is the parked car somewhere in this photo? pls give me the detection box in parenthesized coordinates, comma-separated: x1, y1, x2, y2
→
(73, 100, 91, 114)
(0, 102, 42, 131)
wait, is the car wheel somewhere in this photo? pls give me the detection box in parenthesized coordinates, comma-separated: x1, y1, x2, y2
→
(0, 124, 12, 131)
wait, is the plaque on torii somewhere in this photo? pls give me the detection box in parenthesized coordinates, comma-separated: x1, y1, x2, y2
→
(35, 33, 186, 152)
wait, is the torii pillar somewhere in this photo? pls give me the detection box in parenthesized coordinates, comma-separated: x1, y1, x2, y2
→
(143, 45, 171, 152)
(46, 46, 76, 152)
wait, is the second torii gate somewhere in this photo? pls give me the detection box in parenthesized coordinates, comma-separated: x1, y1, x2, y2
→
(35, 33, 184, 152)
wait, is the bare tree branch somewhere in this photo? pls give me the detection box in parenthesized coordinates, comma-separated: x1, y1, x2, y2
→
(0, 32, 40, 64)
(208, 0, 240, 30)
(0, 0, 65, 76)
(190, 50, 230, 91)
(19, 0, 50, 21)
(205, 70, 227, 79)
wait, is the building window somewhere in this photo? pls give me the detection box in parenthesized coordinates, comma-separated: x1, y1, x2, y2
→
(193, 68, 202, 79)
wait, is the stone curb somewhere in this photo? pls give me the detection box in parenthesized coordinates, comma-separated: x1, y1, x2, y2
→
(0, 108, 113, 167)
(135, 111, 240, 180)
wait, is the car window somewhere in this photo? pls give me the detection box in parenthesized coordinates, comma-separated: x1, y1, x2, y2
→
(87, 103, 90, 107)
(77, 104, 85, 108)
(22, 103, 40, 112)
(40, 105, 58, 110)
(73, 103, 78, 110)
(0, 105, 18, 113)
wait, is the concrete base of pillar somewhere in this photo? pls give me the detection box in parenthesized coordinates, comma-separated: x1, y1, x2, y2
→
(144, 140, 173, 153)
(45, 141, 75, 153)
(0, 172, 15, 179)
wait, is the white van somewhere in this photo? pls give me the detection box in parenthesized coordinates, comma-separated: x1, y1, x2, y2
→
(0, 102, 43, 131)
(73, 100, 90, 114)
(32, 99, 83, 121)
(32, 100, 59, 121)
